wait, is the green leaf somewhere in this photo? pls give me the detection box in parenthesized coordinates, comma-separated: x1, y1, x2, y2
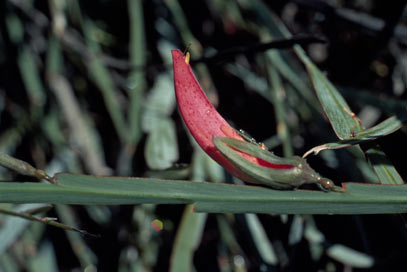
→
(295, 49, 358, 140)
(247, 3, 361, 140)
(18, 46, 46, 106)
(304, 115, 406, 156)
(253, 5, 405, 187)
(245, 214, 278, 265)
(194, 182, 407, 214)
(144, 118, 179, 170)
(0, 153, 49, 180)
(83, 19, 128, 143)
(142, 74, 176, 122)
(326, 244, 374, 268)
(142, 73, 178, 170)
(127, 0, 147, 145)
(356, 115, 406, 138)
(170, 205, 207, 272)
(1, 173, 407, 214)
(365, 147, 404, 185)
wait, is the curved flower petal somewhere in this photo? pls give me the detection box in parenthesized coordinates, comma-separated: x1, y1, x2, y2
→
(172, 49, 255, 182)
(172, 49, 343, 192)
(172, 50, 294, 181)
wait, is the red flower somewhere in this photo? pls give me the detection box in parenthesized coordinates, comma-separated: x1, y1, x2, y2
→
(172, 49, 342, 192)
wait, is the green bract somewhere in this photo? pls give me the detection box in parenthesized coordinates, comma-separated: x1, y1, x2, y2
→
(213, 137, 344, 192)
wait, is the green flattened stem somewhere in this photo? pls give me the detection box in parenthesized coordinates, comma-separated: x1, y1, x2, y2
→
(213, 137, 343, 192)
(0, 153, 53, 183)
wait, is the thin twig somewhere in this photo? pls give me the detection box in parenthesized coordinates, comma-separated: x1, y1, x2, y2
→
(191, 35, 327, 64)
(0, 207, 99, 238)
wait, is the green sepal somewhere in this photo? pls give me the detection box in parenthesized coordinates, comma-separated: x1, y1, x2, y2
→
(213, 137, 327, 189)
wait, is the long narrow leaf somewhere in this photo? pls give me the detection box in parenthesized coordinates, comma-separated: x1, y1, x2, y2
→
(170, 205, 206, 272)
(1, 173, 407, 214)
(194, 182, 407, 214)
(127, 0, 146, 144)
(304, 115, 406, 156)
(82, 19, 128, 143)
(295, 49, 359, 139)
(252, 3, 405, 186)
(365, 147, 404, 185)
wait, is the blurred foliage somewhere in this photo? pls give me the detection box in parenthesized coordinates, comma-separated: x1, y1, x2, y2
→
(0, 0, 406, 271)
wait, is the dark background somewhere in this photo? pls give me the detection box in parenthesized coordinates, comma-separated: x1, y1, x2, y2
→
(0, 0, 406, 271)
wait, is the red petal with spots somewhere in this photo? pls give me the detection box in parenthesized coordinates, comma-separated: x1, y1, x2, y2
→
(172, 49, 294, 182)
